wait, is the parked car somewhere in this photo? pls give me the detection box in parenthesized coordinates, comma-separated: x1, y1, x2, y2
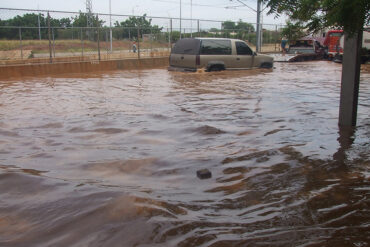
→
(169, 38, 274, 72)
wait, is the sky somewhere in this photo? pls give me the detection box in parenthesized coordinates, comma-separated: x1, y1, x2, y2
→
(0, 0, 288, 30)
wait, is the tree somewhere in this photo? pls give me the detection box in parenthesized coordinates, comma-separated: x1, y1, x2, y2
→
(72, 12, 104, 28)
(0, 13, 48, 39)
(281, 20, 307, 41)
(236, 20, 255, 32)
(262, 0, 370, 126)
(59, 18, 72, 28)
(222, 21, 236, 30)
(114, 14, 162, 40)
(221, 20, 255, 40)
(263, 0, 369, 35)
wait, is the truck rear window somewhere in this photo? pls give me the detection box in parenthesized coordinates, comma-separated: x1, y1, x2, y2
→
(172, 39, 200, 55)
(200, 40, 232, 55)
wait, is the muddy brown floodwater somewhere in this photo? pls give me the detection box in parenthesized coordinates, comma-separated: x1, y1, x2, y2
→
(0, 61, 369, 247)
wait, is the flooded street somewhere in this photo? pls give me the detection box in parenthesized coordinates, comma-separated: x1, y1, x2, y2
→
(0, 61, 369, 247)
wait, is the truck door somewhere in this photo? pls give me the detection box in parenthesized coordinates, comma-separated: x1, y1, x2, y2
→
(235, 41, 254, 68)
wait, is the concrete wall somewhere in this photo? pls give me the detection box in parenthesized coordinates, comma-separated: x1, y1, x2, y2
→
(0, 57, 169, 80)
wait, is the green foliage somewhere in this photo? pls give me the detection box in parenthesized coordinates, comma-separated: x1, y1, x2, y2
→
(281, 20, 307, 41)
(262, 0, 370, 34)
(222, 20, 255, 32)
(0, 12, 105, 40)
(222, 21, 236, 30)
(236, 20, 255, 32)
(0, 13, 47, 39)
(114, 15, 162, 40)
(218, 20, 256, 41)
(72, 12, 104, 28)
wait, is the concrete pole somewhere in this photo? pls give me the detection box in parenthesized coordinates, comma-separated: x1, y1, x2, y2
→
(338, 31, 362, 126)
(256, 0, 261, 52)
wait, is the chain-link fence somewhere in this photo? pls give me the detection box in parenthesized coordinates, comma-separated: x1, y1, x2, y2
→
(0, 8, 285, 65)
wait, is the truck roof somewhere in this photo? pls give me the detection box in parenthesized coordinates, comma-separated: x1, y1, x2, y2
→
(194, 37, 243, 41)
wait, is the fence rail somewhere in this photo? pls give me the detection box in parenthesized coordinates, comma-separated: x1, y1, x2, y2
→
(0, 7, 286, 65)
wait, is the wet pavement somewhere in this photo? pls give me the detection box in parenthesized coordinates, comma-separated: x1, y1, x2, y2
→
(0, 61, 369, 247)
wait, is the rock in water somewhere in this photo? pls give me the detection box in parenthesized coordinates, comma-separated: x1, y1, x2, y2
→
(197, 169, 212, 179)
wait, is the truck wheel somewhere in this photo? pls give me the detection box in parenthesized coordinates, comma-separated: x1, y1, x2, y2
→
(207, 64, 225, 72)
(260, 62, 273, 69)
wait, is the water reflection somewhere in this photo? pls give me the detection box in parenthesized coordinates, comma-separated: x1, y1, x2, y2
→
(0, 62, 369, 247)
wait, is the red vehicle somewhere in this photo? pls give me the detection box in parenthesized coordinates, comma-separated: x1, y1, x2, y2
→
(323, 30, 344, 59)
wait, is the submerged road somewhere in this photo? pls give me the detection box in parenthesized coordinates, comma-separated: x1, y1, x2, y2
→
(0, 61, 369, 247)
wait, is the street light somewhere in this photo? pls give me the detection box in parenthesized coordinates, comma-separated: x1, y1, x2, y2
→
(180, 0, 182, 39)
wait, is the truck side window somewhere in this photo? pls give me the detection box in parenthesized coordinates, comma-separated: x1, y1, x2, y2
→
(236, 42, 253, 55)
(200, 40, 232, 55)
(172, 39, 201, 55)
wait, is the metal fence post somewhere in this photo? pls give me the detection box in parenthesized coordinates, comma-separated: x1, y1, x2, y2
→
(81, 28, 84, 59)
(52, 28, 55, 58)
(197, 20, 200, 37)
(170, 18, 172, 44)
(106, 29, 109, 57)
(150, 28, 153, 56)
(19, 27, 23, 60)
(167, 27, 170, 52)
(137, 27, 140, 59)
(97, 14, 101, 61)
(47, 12, 52, 63)
(275, 25, 278, 51)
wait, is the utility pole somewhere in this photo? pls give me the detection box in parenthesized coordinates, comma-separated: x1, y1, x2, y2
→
(339, 32, 362, 126)
(256, 0, 262, 52)
(231, 0, 262, 52)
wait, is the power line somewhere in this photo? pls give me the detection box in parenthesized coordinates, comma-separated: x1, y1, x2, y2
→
(151, 0, 255, 12)
(230, 0, 256, 12)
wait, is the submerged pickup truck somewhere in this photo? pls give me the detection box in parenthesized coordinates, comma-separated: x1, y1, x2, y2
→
(169, 38, 274, 72)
